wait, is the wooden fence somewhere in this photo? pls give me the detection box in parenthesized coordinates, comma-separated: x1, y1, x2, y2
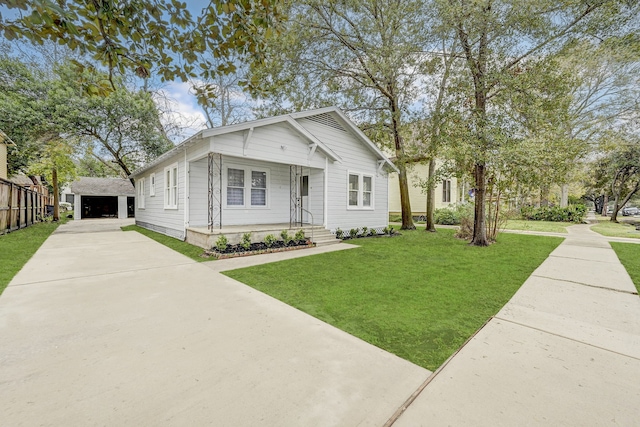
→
(0, 178, 53, 235)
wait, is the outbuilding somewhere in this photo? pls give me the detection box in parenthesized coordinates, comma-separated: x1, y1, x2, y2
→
(70, 177, 135, 220)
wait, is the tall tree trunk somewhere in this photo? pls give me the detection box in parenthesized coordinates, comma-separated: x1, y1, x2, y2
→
(560, 184, 569, 207)
(425, 158, 436, 232)
(389, 97, 415, 230)
(471, 162, 489, 246)
(52, 167, 59, 221)
(602, 194, 608, 217)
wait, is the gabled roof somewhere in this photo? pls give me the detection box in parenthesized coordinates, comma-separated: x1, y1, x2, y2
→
(0, 129, 16, 146)
(131, 106, 397, 177)
(70, 177, 134, 196)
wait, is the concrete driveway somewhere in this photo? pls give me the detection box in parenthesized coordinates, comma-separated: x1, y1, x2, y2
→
(0, 219, 429, 426)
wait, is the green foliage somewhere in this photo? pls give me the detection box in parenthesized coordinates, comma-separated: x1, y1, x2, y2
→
(224, 229, 562, 370)
(264, 234, 277, 248)
(349, 228, 359, 239)
(520, 205, 587, 223)
(215, 235, 228, 252)
(280, 230, 291, 245)
(240, 232, 252, 250)
(611, 243, 640, 293)
(335, 228, 343, 239)
(0, 0, 282, 94)
(434, 204, 473, 225)
(294, 229, 306, 242)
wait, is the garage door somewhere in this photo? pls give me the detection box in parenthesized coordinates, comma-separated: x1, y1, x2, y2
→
(81, 196, 119, 219)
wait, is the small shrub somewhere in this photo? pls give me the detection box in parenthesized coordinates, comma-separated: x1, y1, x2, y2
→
(349, 228, 359, 239)
(280, 230, 292, 245)
(264, 234, 277, 248)
(240, 232, 252, 250)
(215, 235, 228, 252)
(455, 213, 474, 240)
(520, 204, 586, 223)
(335, 228, 344, 239)
(368, 228, 377, 236)
(362, 226, 368, 235)
(294, 229, 306, 242)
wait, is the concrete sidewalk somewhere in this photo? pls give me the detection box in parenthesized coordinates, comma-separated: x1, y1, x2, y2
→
(393, 223, 640, 426)
(0, 219, 429, 426)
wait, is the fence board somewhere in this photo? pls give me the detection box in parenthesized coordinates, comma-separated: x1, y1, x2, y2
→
(0, 178, 53, 235)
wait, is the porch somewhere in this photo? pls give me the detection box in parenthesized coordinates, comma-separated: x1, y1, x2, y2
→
(185, 222, 337, 249)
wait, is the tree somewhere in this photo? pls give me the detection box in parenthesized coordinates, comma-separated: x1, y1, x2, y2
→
(593, 131, 640, 222)
(27, 135, 76, 221)
(51, 65, 174, 183)
(0, 0, 282, 93)
(252, 0, 442, 230)
(436, 0, 639, 245)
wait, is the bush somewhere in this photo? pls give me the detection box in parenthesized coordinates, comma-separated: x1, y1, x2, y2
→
(264, 234, 277, 248)
(240, 232, 252, 250)
(294, 229, 306, 242)
(349, 228, 359, 239)
(215, 235, 228, 252)
(335, 228, 344, 239)
(520, 204, 587, 223)
(434, 204, 474, 225)
(280, 230, 292, 245)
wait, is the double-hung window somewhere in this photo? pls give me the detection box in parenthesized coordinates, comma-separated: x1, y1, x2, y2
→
(137, 178, 145, 209)
(227, 168, 245, 206)
(442, 179, 451, 203)
(149, 173, 155, 196)
(348, 172, 374, 209)
(164, 163, 178, 209)
(226, 167, 269, 207)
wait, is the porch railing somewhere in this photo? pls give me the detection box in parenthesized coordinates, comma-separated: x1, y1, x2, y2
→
(299, 207, 314, 244)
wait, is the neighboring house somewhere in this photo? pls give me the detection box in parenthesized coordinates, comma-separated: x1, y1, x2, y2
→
(130, 106, 397, 248)
(69, 177, 135, 220)
(0, 128, 16, 180)
(389, 162, 460, 218)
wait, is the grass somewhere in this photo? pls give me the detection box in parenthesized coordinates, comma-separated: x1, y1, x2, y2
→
(0, 215, 72, 296)
(224, 229, 562, 370)
(503, 219, 572, 233)
(590, 217, 640, 239)
(121, 224, 210, 262)
(610, 242, 640, 294)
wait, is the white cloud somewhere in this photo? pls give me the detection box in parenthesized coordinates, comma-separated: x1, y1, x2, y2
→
(153, 81, 207, 143)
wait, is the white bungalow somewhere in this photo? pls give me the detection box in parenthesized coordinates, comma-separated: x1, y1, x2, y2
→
(130, 107, 397, 248)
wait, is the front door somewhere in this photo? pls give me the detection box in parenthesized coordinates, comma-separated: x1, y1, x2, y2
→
(299, 175, 309, 224)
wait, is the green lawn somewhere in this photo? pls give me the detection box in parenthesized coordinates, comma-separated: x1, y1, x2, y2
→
(0, 216, 71, 295)
(590, 218, 640, 239)
(224, 229, 562, 370)
(121, 225, 210, 262)
(503, 219, 571, 233)
(610, 242, 640, 294)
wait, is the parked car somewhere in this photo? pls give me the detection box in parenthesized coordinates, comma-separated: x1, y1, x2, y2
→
(622, 206, 640, 216)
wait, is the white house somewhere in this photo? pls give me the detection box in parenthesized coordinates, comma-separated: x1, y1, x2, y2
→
(130, 107, 397, 248)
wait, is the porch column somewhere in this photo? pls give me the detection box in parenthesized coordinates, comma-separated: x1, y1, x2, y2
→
(208, 153, 222, 231)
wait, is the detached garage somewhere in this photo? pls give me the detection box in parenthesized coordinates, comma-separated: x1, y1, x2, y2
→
(70, 177, 135, 220)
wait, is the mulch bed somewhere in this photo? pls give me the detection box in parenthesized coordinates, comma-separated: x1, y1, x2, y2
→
(207, 240, 315, 259)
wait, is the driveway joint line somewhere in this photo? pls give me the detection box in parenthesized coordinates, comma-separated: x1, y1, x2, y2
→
(549, 254, 619, 264)
(8, 262, 197, 288)
(494, 316, 640, 362)
(530, 274, 638, 295)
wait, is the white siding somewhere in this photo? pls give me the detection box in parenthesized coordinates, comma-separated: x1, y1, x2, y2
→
(298, 117, 389, 231)
(135, 154, 188, 239)
(308, 168, 324, 225)
(211, 123, 327, 169)
(219, 156, 291, 226)
(189, 157, 208, 227)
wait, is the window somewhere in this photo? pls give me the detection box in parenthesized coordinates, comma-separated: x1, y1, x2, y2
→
(442, 179, 451, 203)
(164, 163, 178, 209)
(227, 168, 245, 206)
(149, 173, 155, 196)
(251, 171, 267, 206)
(348, 174, 359, 207)
(348, 172, 374, 209)
(225, 166, 269, 208)
(137, 178, 145, 209)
